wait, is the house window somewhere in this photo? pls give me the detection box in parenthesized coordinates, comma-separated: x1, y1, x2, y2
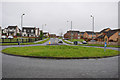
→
(105, 38, 107, 41)
(119, 33, 120, 36)
(31, 29, 33, 32)
(24, 29, 26, 32)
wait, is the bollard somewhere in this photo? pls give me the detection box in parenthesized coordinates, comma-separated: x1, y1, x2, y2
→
(49, 41, 51, 44)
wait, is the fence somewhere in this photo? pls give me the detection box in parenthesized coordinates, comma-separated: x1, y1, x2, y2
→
(0, 38, 42, 43)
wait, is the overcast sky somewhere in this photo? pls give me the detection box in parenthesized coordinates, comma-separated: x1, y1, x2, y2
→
(2, 2, 118, 35)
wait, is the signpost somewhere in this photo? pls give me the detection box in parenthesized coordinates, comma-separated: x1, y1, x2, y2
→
(104, 42, 107, 51)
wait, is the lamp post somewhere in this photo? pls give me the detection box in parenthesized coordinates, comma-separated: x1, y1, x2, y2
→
(42, 24, 46, 31)
(91, 15, 94, 40)
(67, 21, 72, 41)
(42, 24, 46, 38)
(20, 14, 25, 45)
(21, 14, 25, 37)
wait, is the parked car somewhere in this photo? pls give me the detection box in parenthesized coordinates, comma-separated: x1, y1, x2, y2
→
(8, 36, 13, 39)
(1, 35, 7, 39)
(58, 41, 63, 43)
(82, 41, 87, 44)
(90, 40, 96, 42)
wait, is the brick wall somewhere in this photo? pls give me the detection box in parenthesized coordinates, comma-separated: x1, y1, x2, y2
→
(88, 41, 119, 45)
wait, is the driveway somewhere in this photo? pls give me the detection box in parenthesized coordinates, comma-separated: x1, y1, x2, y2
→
(1, 38, 119, 78)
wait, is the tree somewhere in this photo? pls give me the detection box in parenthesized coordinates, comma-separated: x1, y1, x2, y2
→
(39, 30, 43, 39)
(16, 33, 21, 36)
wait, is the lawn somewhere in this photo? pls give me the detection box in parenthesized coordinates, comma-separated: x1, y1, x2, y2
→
(62, 39, 72, 44)
(2, 45, 119, 58)
(68, 39, 84, 42)
(79, 44, 120, 48)
(1, 38, 50, 46)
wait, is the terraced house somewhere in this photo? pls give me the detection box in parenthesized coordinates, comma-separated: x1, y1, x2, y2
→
(83, 31, 96, 39)
(22, 27, 40, 37)
(64, 30, 80, 39)
(104, 29, 120, 44)
(96, 28, 120, 44)
(2, 26, 21, 36)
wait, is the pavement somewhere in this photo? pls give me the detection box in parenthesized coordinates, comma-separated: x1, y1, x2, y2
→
(1, 38, 120, 78)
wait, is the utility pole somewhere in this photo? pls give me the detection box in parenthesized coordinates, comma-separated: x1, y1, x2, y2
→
(71, 21, 72, 41)
(21, 14, 25, 37)
(67, 21, 73, 41)
(91, 15, 94, 40)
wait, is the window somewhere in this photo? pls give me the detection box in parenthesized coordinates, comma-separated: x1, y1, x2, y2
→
(119, 33, 120, 36)
(31, 29, 33, 32)
(105, 38, 107, 41)
(24, 29, 26, 32)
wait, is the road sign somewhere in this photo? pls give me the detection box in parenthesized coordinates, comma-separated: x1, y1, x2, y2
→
(104, 42, 107, 51)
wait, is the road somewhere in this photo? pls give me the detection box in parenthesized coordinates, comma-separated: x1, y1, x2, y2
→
(1, 38, 119, 78)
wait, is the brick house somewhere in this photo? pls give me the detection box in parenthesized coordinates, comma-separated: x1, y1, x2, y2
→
(83, 31, 96, 39)
(2, 26, 21, 36)
(97, 28, 111, 38)
(49, 34, 56, 38)
(80, 32, 85, 39)
(64, 30, 80, 39)
(0, 26, 1, 38)
(22, 27, 40, 37)
(104, 29, 120, 44)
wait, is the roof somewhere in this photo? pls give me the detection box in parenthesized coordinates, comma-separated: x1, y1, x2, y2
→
(100, 28, 111, 33)
(22, 27, 35, 29)
(97, 35, 105, 39)
(80, 32, 85, 34)
(49, 34, 56, 35)
(97, 29, 120, 39)
(22, 27, 36, 32)
(8, 26, 17, 29)
(86, 31, 96, 35)
(106, 29, 120, 38)
(67, 30, 80, 33)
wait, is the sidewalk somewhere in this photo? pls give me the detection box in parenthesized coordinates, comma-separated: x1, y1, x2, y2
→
(34, 38, 48, 43)
(64, 40, 73, 44)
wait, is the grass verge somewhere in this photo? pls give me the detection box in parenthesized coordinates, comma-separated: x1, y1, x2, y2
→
(2, 45, 119, 58)
(79, 44, 120, 48)
(68, 39, 84, 42)
(62, 39, 72, 44)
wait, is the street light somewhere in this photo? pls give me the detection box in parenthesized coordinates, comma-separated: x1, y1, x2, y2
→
(91, 15, 94, 40)
(42, 24, 46, 31)
(67, 21, 72, 41)
(21, 13, 25, 37)
(42, 24, 47, 38)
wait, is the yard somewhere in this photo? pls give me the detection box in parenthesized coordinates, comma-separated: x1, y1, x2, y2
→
(2, 45, 119, 58)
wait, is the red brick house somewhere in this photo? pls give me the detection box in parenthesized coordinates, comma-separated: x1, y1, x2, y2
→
(64, 30, 80, 39)
(49, 34, 56, 38)
(104, 29, 120, 44)
(83, 31, 96, 39)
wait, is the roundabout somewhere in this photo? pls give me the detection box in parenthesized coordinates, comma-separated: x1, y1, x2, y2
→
(2, 45, 120, 59)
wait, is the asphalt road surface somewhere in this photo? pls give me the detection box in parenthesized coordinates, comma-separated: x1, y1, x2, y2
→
(1, 38, 120, 78)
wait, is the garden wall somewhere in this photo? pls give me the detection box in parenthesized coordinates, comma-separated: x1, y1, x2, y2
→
(88, 41, 120, 45)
